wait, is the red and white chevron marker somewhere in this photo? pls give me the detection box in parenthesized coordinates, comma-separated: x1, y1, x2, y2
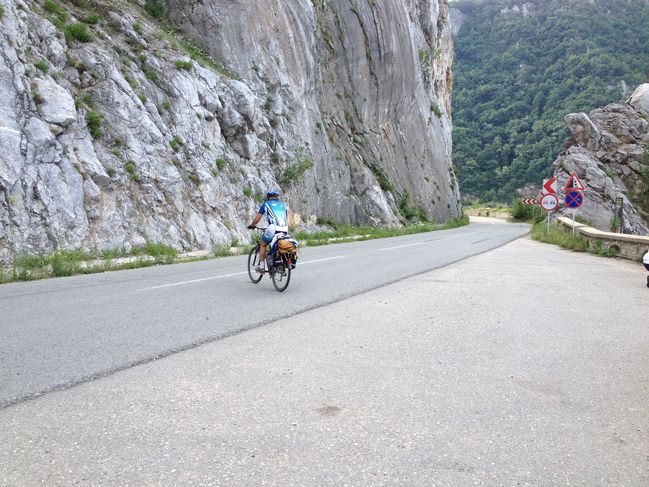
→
(521, 198, 538, 205)
(542, 177, 557, 195)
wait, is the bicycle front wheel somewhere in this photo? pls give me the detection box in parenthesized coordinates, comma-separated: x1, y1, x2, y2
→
(271, 259, 291, 292)
(247, 245, 263, 283)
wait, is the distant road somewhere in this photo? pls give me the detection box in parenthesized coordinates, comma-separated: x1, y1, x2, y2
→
(0, 219, 529, 408)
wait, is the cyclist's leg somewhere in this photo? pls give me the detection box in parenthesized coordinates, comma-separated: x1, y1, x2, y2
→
(259, 225, 276, 269)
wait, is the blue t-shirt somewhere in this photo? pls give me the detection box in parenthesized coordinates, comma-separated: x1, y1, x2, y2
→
(258, 200, 288, 227)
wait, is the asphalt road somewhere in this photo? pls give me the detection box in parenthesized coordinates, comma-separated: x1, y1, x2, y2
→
(2, 231, 648, 486)
(0, 219, 529, 408)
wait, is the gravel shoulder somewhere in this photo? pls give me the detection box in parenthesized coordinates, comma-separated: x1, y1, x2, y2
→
(2, 237, 648, 486)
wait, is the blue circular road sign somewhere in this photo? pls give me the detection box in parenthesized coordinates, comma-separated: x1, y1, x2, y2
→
(565, 190, 583, 209)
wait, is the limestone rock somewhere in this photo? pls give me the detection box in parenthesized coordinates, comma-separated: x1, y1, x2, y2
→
(627, 83, 649, 116)
(553, 90, 649, 235)
(34, 78, 76, 127)
(0, 0, 459, 262)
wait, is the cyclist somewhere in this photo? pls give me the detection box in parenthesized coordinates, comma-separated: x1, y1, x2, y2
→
(247, 189, 289, 273)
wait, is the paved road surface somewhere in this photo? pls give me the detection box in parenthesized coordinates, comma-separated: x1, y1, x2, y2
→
(2, 233, 648, 486)
(0, 219, 528, 407)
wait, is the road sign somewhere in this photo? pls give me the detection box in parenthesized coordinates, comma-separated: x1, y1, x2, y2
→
(540, 193, 559, 212)
(542, 177, 557, 195)
(614, 197, 623, 233)
(563, 172, 586, 191)
(565, 190, 584, 209)
(521, 198, 538, 205)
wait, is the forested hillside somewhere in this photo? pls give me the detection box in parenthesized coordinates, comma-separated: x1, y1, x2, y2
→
(451, 0, 649, 201)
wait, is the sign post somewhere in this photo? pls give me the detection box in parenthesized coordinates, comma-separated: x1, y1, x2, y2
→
(563, 173, 585, 236)
(614, 197, 623, 233)
(540, 193, 559, 234)
(564, 190, 584, 236)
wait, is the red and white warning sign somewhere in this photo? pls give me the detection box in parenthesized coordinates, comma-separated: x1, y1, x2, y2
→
(540, 193, 559, 212)
(542, 177, 557, 195)
(563, 172, 586, 191)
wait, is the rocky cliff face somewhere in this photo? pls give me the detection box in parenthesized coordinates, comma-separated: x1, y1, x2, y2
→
(552, 84, 649, 235)
(0, 0, 459, 261)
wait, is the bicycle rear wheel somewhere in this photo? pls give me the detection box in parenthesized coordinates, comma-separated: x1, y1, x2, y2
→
(247, 245, 263, 283)
(271, 257, 291, 292)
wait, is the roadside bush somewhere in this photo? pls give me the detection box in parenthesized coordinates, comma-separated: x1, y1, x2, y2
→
(509, 199, 546, 223)
(143, 242, 177, 264)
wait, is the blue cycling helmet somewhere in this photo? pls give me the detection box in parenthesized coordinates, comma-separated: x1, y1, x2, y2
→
(266, 189, 280, 198)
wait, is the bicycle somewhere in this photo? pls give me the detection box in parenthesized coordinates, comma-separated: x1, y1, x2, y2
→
(247, 226, 296, 292)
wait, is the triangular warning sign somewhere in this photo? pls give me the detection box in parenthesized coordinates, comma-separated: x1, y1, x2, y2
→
(563, 172, 586, 191)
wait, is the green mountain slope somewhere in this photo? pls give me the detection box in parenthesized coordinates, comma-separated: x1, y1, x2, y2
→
(451, 0, 649, 201)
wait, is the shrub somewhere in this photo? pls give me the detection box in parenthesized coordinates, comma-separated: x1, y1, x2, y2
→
(0, 6, 5, 19)
(144, 68, 157, 81)
(169, 135, 182, 152)
(133, 21, 143, 34)
(243, 187, 254, 198)
(174, 60, 193, 70)
(34, 59, 49, 73)
(264, 96, 273, 112)
(430, 101, 442, 118)
(64, 23, 92, 43)
(85, 111, 102, 138)
(215, 158, 226, 170)
(279, 147, 314, 186)
(44, 1, 63, 16)
(145, 0, 165, 19)
(509, 199, 546, 223)
(124, 160, 140, 182)
(399, 192, 428, 222)
(82, 93, 94, 107)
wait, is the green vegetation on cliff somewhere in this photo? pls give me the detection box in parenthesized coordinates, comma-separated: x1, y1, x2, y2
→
(452, 0, 649, 201)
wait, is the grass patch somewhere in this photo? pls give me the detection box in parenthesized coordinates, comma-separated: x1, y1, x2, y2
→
(294, 215, 469, 246)
(143, 242, 177, 263)
(531, 222, 624, 258)
(212, 244, 233, 257)
(165, 29, 239, 79)
(83, 13, 101, 25)
(531, 222, 588, 252)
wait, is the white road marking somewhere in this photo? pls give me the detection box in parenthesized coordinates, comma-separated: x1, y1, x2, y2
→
(141, 255, 346, 291)
(145, 271, 247, 290)
(379, 241, 428, 251)
(296, 255, 346, 265)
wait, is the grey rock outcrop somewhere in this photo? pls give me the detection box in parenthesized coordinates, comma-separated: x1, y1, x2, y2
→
(553, 84, 649, 235)
(450, 8, 466, 35)
(0, 0, 459, 261)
